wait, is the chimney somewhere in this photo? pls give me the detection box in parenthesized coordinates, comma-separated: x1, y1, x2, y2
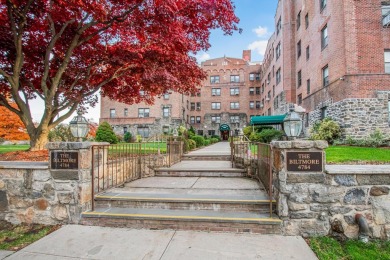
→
(242, 50, 251, 62)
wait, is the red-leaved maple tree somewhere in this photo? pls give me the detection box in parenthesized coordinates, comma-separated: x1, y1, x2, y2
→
(0, 0, 239, 150)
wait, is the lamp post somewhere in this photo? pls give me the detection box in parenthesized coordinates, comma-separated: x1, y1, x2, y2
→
(69, 111, 89, 142)
(283, 106, 303, 140)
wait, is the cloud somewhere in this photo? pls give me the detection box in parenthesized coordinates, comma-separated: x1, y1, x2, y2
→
(196, 52, 211, 62)
(252, 26, 269, 38)
(248, 40, 268, 57)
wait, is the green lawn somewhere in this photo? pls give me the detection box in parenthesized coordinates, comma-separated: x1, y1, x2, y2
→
(108, 142, 167, 155)
(326, 146, 390, 164)
(309, 237, 390, 260)
(0, 145, 30, 154)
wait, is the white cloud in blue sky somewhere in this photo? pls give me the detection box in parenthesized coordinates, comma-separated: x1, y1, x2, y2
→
(196, 52, 211, 63)
(253, 26, 269, 38)
(247, 40, 268, 57)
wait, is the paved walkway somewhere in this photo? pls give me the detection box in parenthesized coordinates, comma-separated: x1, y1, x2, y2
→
(4, 225, 318, 260)
(187, 141, 231, 156)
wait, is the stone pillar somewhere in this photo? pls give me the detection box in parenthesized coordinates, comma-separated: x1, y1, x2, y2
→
(271, 140, 329, 237)
(47, 142, 108, 223)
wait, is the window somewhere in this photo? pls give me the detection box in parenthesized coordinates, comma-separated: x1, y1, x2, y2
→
(255, 74, 260, 81)
(261, 84, 264, 93)
(277, 17, 281, 35)
(321, 24, 328, 49)
(230, 102, 240, 109)
(298, 94, 302, 105)
(276, 68, 281, 85)
(210, 76, 220, 84)
(211, 116, 221, 123)
(124, 108, 128, 117)
(306, 46, 310, 60)
(256, 101, 261, 109)
(297, 11, 301, 30)
(208, 130, 216, 136)
(256, 87, 260, 95)
(267, 73, 271, 84)
(267, 91, 271, 99)
(196, 102, 201, 110)
(249, 73, 255, 81)
(305, 13, 309, 29)
(230, 115, 240, 123)
(163, 126, 169, 134)
(138, 108, 150, 118)
(123, 127, 128, 134)
(297, 70, 302, 87)
(110, 109, 116, 118)
(385, 50, 390, 73)
(273, 85, 275, 97)
(268, 108, 271, 116)
(163, 93, 170, 100)
(320, 107, 327, 120)
(307, 79, 311, 94)
(274, 96, 279, 109)
(320, 0, 327, 11)
(137, 127, 150, 138)
(249, 101, 255, 109)
(196, 116, 201, 124)
(190, 103, 195, 111)
(197, 90, 201, 97)
(212, 88, 221, 96)
(276, 42, 281, 60)
(230, 75, 240, 82)
(249, 87, 255, 95)
(190, 116, 195, 124)
(297, 40, 301, 58)
(197, 130, 203, 136)
(230, 88, 240, 96)
(322, 65, 329, 86)
(163, 107, 170, 118)
(212, 102, 221, 110)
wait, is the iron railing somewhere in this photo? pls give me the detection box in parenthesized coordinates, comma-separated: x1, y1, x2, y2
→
(90, 138, 182, 210)
(231, 137, 274, 217)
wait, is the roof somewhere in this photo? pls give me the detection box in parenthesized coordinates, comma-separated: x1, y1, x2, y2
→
(250, 114, 287, 126)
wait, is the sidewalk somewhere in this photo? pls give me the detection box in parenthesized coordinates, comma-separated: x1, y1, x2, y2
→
(4, 225, 318, 260)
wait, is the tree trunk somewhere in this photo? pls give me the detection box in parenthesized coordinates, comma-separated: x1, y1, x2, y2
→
(29, 129, 50, 151)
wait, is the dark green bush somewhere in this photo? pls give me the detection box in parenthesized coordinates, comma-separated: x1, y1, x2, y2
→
(204, 139, 211, 146)
(124, 132, 132, 143)
(249, 128, 284, 143)
(188, 139, 196, 150)
(190, 135, 205, 147)
(210, 138, 219, 144)
(95, 122, 118, 144)
(211, 135, 221, 141)
(183, 138, 190, 153)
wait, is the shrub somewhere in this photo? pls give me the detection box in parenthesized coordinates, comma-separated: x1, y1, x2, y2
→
(190, 135, 205, 147)
(183, 138, 190, 153)
(188, 126, 196, 137)
(243, 126, 253, 138)
(210, 138, 219, 144)
(204, 139, 211, 146)
(188, 139, 196, 150)
(136, 135, 143, 142)
(249, 128, 284, 143)
(310, 118, 341, 144)
(364, 129, 388, 147)
(48, 124, 76, 142)
(124, 132, 132, 143)
(95, 122, 118, 144)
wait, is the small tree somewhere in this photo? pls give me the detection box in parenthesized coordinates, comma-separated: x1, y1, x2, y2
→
(95, 122, 118, 144)
(124, 132, 132, 143)
(310, 118, 341, 144)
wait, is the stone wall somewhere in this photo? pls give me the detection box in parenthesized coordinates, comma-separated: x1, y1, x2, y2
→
(306, 91, 390, 138)
(272, 140, 390, 239)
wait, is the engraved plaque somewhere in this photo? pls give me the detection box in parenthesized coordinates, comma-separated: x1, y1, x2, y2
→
(51, 151, 79, 170)
(286, 152, 323, 172)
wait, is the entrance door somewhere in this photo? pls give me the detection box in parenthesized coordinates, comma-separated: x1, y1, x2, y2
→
(221, 130, 229, 141)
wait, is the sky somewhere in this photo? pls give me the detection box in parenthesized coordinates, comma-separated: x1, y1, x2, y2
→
(29, 0, 278, 124)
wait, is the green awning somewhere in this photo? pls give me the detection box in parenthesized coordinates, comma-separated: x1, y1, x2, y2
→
(220, 124, 230, 131)
(250, 114, 287, 126)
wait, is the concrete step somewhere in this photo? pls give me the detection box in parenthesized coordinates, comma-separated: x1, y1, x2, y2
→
(81, 207, 282, 234)
(182, 155, 231, 161)
(154, 168, 246, 177)
(94, 191, 275, 213)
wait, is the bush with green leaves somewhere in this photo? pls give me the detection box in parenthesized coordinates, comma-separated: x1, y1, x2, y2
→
(204, 139, 211, 146)
(48, 124, 77, 142)
(249, 128, 284, 143)
(190, 135, 205, 147)
(95, 122, 118, 144)
(211, 135, 221, 141)
(310, 118, 341, 144)
(188, 139, 196, 150)
(345, 130, 389, 148)
(210, 137, 219, 144)
(123, 132, 132, 143)
(183, 138, 190, 153)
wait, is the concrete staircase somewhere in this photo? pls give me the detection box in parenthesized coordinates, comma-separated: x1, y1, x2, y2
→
(82, 144, 281, 234)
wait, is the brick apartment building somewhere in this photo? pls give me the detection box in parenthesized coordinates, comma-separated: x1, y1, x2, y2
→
(100, 51, 261, 140)
(101, 0, 390, 140)
(261, 0, 390, 138)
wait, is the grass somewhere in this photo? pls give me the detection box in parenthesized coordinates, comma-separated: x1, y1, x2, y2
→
(326, 146, 390, 164)
(309, 237, 390, 260)
(108, 142, 168, 156)
(0, 145, 30, 154)
(0, 223, 60, 251)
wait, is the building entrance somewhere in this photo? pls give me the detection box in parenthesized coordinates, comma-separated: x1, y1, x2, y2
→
(219, 124, 231, 141)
